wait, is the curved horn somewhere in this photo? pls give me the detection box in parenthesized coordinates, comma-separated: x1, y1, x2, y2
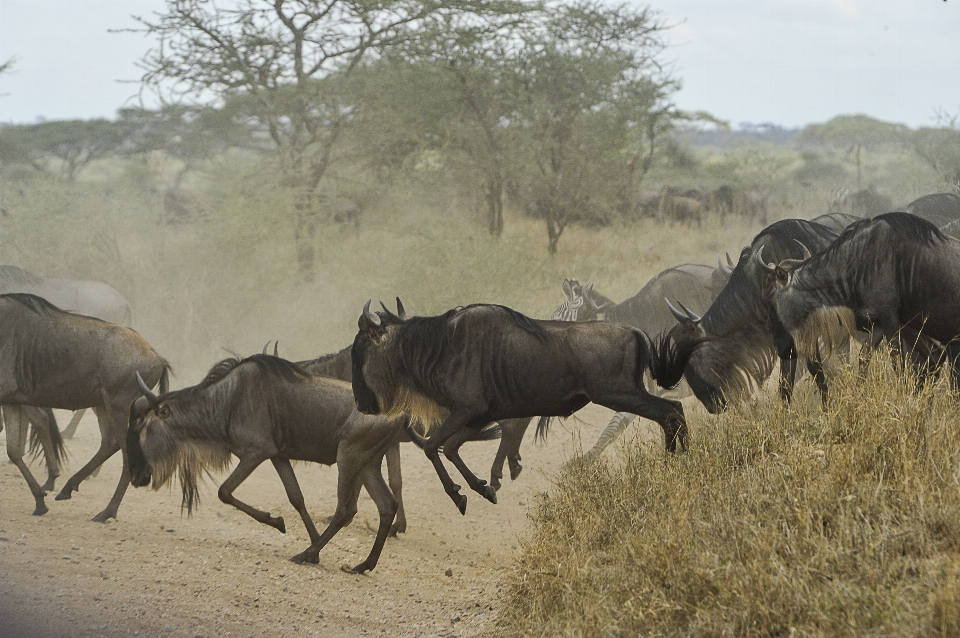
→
(273, 341, 279, 357)
(362, 299, 381, 327)
(261, 341, 271, 355)
(793, 239, 812, 260)
(665, 298, 690, 323)
(136, 371, 159, 408)
(676, 299, 702, 323)
(717, 256, 733, 275)
(395, 297, 407, 320)
(754, 245, 777, 274)
(726, 252, 735, 267)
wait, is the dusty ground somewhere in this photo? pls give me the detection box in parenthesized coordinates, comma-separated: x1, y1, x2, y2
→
(0, 404, 660, 638)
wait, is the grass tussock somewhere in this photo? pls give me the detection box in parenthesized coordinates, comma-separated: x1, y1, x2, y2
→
(502, 355, 960, 637)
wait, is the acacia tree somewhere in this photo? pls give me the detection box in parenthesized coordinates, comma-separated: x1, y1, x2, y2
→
(134, 0, 527, 277)
(510, 0, 678, 253)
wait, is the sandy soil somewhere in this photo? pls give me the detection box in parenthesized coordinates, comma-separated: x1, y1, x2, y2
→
(0, 404, 657, 638)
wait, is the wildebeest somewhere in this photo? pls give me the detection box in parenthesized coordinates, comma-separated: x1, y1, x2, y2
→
(710, 185, 768, 223)
(666, 219, 843, 412)
(127, 354, 407, 574)
(904, 192, 960, 238)
(2, 405, 65, 514)
(0, 293, 169, 520)
(549, 265, 729, 459)
(809, 212, 863, 233)
(352, 301, 703, 514)
(296, 337, 509, 521)
(763, 212, 960, 372)
(0, 265, 135, 440)
(829, 185, 893, 218)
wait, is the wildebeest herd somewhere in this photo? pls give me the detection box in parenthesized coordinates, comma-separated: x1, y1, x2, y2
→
(3, 191, 960, 574)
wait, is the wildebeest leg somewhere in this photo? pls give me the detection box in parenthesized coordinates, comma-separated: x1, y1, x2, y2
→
(441, 426, 498, 506)
(218, 455, 285, 533)
(343, 465, 398, 574)
(271, 457, 321, 543)
(805, 349, 829, 408)
(582, 412, 635, 462)
(3, 406, 49, 515)
(595, 393, 687, 453)
(290, 464, 365, 565)
(22, 406, 61, 492)
(489, 417, 531, 491)
(384, 442, 405, 536)
(779, 356, 798, 403)
(61, 409, 86, 439)
(56, 406, 121, 502)
(87, 405, 135, 523)
(421, 414, 491, 514)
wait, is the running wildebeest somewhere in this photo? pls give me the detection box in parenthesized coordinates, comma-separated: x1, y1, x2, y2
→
(763, 212, 960, 373)
(352, 301, 703, 514)
(666, 218, 843, 412)
(0, 293, 169, 520)
(297, 333, 517, 495)
(127, 354, 407, 574)
(0, 265, 135, 439)
(548, 264, 730, 460)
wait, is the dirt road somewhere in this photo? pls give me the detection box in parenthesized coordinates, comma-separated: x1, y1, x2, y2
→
(1, 405, 649, 637)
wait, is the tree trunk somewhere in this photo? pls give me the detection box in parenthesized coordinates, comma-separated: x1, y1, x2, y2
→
(486, 178, 504, 238)
(546, 205, 563, 255)
(293, 188, 319, 282)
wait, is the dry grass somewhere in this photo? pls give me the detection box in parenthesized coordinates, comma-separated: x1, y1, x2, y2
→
(501, 356, 960, 637)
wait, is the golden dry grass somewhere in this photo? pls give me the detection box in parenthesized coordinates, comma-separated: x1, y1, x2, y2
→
(501, 356, 960, 637)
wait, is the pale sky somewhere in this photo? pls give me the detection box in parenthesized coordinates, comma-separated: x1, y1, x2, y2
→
(0, 0, 957, 129)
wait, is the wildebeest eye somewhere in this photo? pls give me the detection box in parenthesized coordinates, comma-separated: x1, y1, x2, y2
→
(156, 405, 171, 419)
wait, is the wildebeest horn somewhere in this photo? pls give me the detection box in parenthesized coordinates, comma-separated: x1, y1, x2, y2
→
(754, 245, 777, 274)
(260, 341, 280, 356)
(726, 252, 735, 267)
(793, 239, 812, 260)
(362, 299, 381, 327)
(395, 297, 407, 320)
(666, 298, 694, 324)
(136, 371, 159, 407)
(717, 256, 733, 275)
(676, 299, 702, 323)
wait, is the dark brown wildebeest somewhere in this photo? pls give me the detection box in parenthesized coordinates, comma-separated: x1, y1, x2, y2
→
(127, 355, 406, 574)
(0, 293, 169, 520)
(666, 219, 843, 413)
(764, 213, 960, 377)
(904, 192, 960, 239)
(298, 330, 518, 494)
(352, 301, 703, 514)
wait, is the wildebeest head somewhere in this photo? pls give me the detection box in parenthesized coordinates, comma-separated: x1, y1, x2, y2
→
(352, 299, 448, 429)
(127, 370, 232, 513)
(663, 298, 726, 412)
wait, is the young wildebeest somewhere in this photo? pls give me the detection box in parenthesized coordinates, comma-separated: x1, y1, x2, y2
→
(0, 293, 169, 520)
(352, 301, 703, 514)
(763, 212, 960, 374)
(127, 354, 408, 574)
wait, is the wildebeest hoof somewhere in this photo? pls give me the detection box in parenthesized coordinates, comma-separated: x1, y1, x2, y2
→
(452, 493, 467, 515)
(290, 551, 319, 565)
(54, 488, 74, 501)
(342, 562, 372, 575)
(91, 511, 114, 524)
(510, 464, 523, 481)
(482, 485, 497, 505)
(41, 480, 56, 492)
(32, 504, 49, 516)
(389, 523, 406, 537)
(269, 516, 286, 534)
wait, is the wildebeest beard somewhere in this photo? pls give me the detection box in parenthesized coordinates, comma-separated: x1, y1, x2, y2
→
(688, 329, 777, 404)
(142, 423, 232, 515)
(357, 329, 446, 432)
(788, 305, 857, 363)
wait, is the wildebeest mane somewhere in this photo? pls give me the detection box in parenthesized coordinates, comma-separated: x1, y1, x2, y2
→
(751, 218, 838, 250)
(874, 211, 945, 245)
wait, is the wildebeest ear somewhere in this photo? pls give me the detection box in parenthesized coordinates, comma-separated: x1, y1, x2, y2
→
(395, 297, 407, 320)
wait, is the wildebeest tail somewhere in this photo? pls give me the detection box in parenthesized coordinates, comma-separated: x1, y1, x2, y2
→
(27, 407, 67, 466)
(159, 364, 171, 394)
(404, 419, 428, 450)
(644, 329, 707, 390)
(535, 416, 552, 443)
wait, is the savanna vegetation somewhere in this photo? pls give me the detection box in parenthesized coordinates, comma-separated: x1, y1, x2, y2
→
(2, 1, 960, 634)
